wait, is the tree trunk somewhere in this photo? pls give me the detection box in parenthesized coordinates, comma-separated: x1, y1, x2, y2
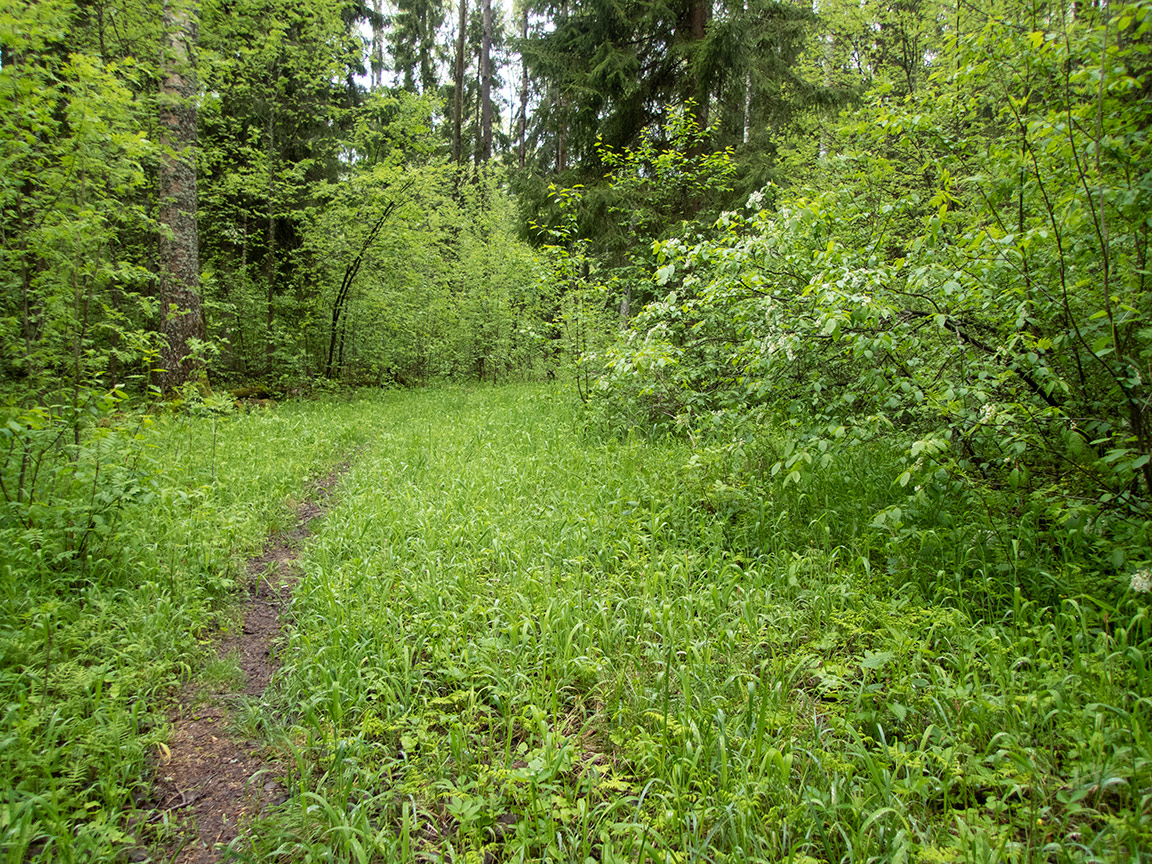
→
(741, 0, 750, 144)
(554, 0, 569, 172)
(237, 212, 249, 376)
(265, 108, 276, 376)
(419, 2, 436, 94)
(473, 40, 482, 165)
(156, 0, 203, 393)
(690, 0, 710, 132)
(518, 4, 528, 168)
(743, 71, 752, 144)
(371, 0, 384, 89)
(480, 0, 493, 163)
(819, 31, 831, 159)
(453, 0, 468, 164)
(556, 92, 567, 172)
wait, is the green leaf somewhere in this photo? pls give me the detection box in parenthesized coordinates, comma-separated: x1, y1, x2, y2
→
(861, 651, 894, 671)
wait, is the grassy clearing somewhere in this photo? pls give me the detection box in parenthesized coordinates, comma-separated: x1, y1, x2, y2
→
(0, 397, 374, 861)
(246, 385, 1150, 863)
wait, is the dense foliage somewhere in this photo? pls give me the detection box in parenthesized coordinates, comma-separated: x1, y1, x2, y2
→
(587, 0, 1152, 604)
(1, 0, 553, 403)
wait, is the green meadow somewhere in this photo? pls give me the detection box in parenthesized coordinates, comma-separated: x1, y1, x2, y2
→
(2, 385, 1148, 861)
(253, 386, 1149, 862)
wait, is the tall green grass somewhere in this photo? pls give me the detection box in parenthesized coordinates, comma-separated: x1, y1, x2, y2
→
(0, 397, 375, 861)
(245, 385, 1150, 863)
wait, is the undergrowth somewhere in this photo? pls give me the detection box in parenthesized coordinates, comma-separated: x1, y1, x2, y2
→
(0, 395, 372, 861)
(239, 384, 1151, 863)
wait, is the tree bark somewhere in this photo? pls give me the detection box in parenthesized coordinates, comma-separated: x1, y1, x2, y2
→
(453, 0, 468, 164)
(684, 0, 711, 147)
(743, 70, 752, 144)
(156, 0, 203, 393)
(556, 92, 567, 172)
(480, 0, 493, 162)
(265, 107, 276, 376)
(690, 0, 710, 131)
(518, 4, 528, 168)
(554, 0, 568, 172)
(371, 0, 384, 89)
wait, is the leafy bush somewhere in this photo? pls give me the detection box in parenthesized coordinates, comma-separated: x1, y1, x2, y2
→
(590, 0, 1152, 603)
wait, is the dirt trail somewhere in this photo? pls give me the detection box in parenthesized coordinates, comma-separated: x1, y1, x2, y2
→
(149, 469, 344, 863)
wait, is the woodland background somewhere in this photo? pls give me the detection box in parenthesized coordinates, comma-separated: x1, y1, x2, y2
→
(4, 0, 1152, 521)
(2, 0, 1152, 858)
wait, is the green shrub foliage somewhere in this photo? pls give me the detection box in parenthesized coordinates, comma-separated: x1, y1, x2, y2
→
(591, 0, 1152, 600)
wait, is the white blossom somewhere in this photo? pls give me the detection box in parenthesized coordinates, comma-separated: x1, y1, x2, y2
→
(1130, 569, 1152, 593)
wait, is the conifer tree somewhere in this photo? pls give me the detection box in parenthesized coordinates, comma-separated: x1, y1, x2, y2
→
(390, 0, 449, 94)
(521, 0, 825, 176)
(518, 3, 529, 167)
(454, 0, 468, 163)
(370, 0, 386, 89)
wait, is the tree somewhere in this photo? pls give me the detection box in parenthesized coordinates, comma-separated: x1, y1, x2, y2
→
(480, 0, 493, 162)
(518, 0, 827, 189)
(370, 0, 386, 88)
(156, 0, 204, 392)
(0, 0, 159, 408)
(453, 0, 468, 163)
(390, 0, 449, 94)
(517, 2, 529, 167)
(197, 0, 369, 378)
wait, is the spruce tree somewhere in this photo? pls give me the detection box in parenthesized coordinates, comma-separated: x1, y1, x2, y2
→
(522, 0, 826, 177)
(390, 0, 449, 94)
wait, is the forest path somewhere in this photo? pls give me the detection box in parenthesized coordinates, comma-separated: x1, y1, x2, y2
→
(151, 466, 347, 864)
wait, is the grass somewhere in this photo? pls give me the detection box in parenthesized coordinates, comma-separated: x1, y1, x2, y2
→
(231, 384, 1150, 863)
(1, 384, 1147, 861)
(0, 395, 374, 861)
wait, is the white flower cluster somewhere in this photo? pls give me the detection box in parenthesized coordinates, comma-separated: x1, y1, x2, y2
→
(978, 403, 996, 425)
(746, 190, 765, 211)
(765, 335, 795, 362)
(1131, 568, 1152, 593)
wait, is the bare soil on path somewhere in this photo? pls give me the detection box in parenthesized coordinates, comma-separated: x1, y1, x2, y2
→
(147, 468, 344, 863)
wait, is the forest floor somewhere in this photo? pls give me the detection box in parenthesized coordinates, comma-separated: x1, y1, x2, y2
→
(152, 467, 346, 863)
(216, 385, 1147, 863)
(0, 397, 373, 863)
(2, 385, 1145, 863)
